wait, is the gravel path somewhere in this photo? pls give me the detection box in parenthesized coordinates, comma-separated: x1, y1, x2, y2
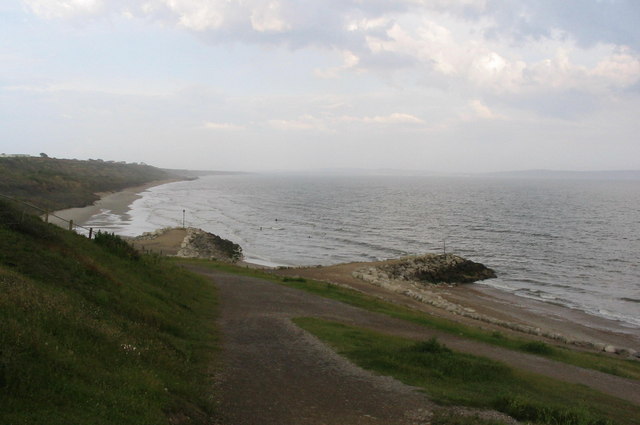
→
(185, 266, 640, 424)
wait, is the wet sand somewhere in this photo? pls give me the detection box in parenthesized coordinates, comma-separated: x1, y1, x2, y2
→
(274, 262, 640, 353)
(47, 179, 181, 229)
(51, 181, 640, 354)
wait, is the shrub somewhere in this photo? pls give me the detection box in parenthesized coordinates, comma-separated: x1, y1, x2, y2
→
(408, 338, 452, 354)
(493, 396, 611, 425)
(520, 341, 555, 355)
(93, 231, 140, 261)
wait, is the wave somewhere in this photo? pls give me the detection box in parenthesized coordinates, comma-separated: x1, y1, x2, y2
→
(97, 174, 640, 329)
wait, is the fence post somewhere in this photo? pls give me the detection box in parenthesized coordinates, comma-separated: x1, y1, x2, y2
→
(69, 219, 73, 231)
(44, 210, 49, 223)
(88, 227, 93, 239)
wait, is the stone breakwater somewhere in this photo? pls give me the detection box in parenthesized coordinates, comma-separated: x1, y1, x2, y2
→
(177, 227, 243, 262)
(375, 254, 496, 285)
(134, 227, 243, 263)
(353, 254, 638, 358)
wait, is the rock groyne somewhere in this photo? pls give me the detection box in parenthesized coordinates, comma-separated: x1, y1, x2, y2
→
(365, 254, 496, 286)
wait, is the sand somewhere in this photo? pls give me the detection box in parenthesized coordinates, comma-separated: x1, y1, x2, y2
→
(50, 180, 640, 355)
(274, 262, 640, 353)
(130, 228, 188, 256)
(47, 179, 180, 230)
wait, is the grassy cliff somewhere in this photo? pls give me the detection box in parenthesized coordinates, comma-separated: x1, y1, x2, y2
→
(0, 157, 178, 210)
(0, 200, 218, 424)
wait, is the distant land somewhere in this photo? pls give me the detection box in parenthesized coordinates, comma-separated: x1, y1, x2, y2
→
(477, 169, 640, 180)
(0, 156, 179, 210)
(162, 168, 250, 178)
(275, 168, 640, 180)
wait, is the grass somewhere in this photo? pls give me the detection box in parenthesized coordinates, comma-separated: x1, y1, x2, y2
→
(294, 318, 640, 425)
(176, 258, 640, 381)
(430, 411, 510, 425)
(0, 200, 219, 424)
(0, 156, 176, 210)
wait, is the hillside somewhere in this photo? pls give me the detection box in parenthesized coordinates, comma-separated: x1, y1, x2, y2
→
(0, 200, 218, 424)
(0, 156, 179, 210)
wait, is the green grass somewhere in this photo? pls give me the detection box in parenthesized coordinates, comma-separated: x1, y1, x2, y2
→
(430, 411, 510, 425)
(0, 156, 176, 210)
(294, 318, 640, 425)
(177, 259, 640, 381)
(1, 201, 219, 424)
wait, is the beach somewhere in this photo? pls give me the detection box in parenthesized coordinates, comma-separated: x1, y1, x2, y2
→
(47, 179, 180, 230)
(275, 262, 640, 354)
(59, 180, 640, 356)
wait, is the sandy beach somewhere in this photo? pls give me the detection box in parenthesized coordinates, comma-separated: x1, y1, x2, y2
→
(51, 181, 640, 356)
(47, 179, 181, 230)
(274, 262, 640, 354)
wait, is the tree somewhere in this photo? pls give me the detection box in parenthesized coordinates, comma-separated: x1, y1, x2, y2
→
(40, 153, 49, 158)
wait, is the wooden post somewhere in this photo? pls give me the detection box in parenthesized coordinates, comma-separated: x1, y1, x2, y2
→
(45, 210, 49, 223)
(88, 228, 93, 239)
(68, 219, 73, 231)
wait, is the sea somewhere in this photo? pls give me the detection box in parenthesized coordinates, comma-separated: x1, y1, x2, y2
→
(83, 174, 640, 330)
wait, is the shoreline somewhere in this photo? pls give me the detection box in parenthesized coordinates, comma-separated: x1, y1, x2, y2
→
(274, 262, 640, 354)
(48, 178, 182, 229)
(50, 181, 640, 354)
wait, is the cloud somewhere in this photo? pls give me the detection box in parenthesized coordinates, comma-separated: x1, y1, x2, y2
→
(355, 112, 424, 124)
(22, 0, 640, 50)
(250, 1, 290, 32)
(265, 112, 425, 131)
(314, 50, 360, 79)
(203, 121, 244, 131)
(481, 1, 640, 51)
(468, 99, 503, 120)
(23, 0, 104, 19)
(267, 114, 326, 131)
(19, 0, 640, 114)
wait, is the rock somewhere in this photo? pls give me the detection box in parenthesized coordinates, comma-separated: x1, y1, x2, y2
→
(603, 345, 617, 353)
(133, 227, 173, 240)
(176, 227, 243, 262)
(377, 254, 496, 286)
(615, 348, 631, 357)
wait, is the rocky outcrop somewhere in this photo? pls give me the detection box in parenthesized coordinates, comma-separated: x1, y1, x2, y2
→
(133, 227, 175, 241)
(133, 227, 243, 262)
(369, 254, 496, 286)
(177, 227, 243, 262)
(352, 254, 639, 358)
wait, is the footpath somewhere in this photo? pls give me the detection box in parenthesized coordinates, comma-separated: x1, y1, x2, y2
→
(185, 266, 640, 425)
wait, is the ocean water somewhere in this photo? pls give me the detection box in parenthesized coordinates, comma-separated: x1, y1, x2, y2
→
(84, 174, 640, 329)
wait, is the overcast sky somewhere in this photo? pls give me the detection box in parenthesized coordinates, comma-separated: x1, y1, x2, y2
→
(2, 0, 639, 172)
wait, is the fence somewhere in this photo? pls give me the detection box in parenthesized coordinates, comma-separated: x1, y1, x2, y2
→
(0, 193, 98, 238)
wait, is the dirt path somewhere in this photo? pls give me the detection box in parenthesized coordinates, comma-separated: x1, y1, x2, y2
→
(185, 266, 640, 424)
(275, 263, 640, 352)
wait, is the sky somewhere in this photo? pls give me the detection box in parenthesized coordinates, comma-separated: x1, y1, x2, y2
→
(1, 0, 639, 173)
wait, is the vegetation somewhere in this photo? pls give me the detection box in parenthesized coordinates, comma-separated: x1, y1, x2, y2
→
(295, 318, 640, 425)
(0, 156, 178, 210)
(0, 200, 218, 424)
(177, 259, 640, 381)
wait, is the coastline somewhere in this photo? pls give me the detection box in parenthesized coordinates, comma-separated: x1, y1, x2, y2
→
(274, 262, 640, 354)
(48, 178, 182, 229)
(48, 180, 640, 355)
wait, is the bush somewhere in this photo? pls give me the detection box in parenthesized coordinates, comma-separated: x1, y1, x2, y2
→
(93, 232, 140, 261)
(493, 396, 611, 425)
(520, 341, 555, 355)
(407, 338, 452, 354)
